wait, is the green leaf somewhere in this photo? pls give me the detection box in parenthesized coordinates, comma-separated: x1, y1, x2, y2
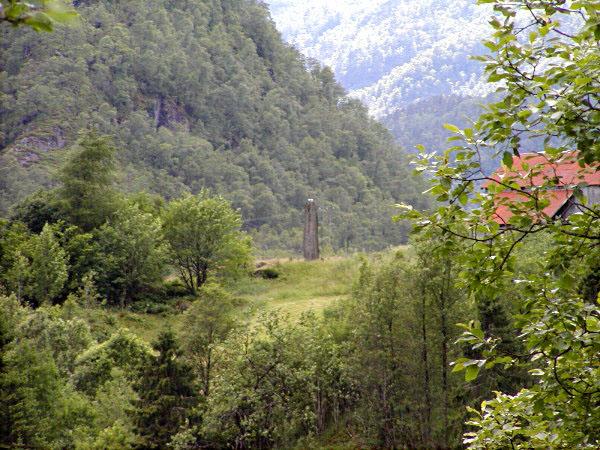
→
(494, 356, 513, 365)
(44, 8, 78, 23)
(517, 109, 532, 119)
(574, 77, 592, 86)
(585, 316, 600, 332)
(529, 31, 537, 43)
(24, 12, 54, 32)
(451, 357, 470, 373)
(5, 3, 28, 20)
(443, 123, 461, 134)
(471, 326, 484, 340)
(502, 151, 513, 168)
(465, 364, 480, 382)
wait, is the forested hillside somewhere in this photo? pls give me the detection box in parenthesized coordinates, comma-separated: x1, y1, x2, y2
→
(267, 1, 503, 164)
(268, 0, 493, 118)
(0, 0, 427, 252)
(1, 0, 598, 449)
(382, 95, 484, 152)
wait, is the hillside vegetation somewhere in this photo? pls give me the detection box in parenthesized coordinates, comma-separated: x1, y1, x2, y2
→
(70, 256, 361, 343)
(0, 0, 598, 449)
(0, 0, 427, 253)
(234, 257, 359, 318)
(268, 0, 493, 117)
(268, 1, 499, 169)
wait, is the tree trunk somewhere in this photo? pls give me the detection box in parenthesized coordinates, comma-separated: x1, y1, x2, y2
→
(180, 267, 195, 296)
(441, 305, 449, 447)
(420, 285, 432, 446)
(204, 349, 211, 397)
(194, 262, 209, 291)
(315, 380, 324, 433)
(120, 286, 126, 309)
(154, 96, 163, 130)
(439, 261, 452, 448)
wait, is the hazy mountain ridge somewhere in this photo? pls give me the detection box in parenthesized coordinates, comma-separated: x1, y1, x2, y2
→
(268, 0, 494, 118)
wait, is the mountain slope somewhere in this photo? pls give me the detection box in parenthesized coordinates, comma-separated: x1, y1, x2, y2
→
(268, 0, 494, 119)
(0, 0, 427, 252)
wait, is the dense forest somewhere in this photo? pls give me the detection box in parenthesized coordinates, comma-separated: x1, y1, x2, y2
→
(0, 132, 538, 446)
(0, 0, 427, 253)
(1, 0, 599, 449)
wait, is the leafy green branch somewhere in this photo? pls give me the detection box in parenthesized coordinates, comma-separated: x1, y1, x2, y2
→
(0, 0, 77, 31)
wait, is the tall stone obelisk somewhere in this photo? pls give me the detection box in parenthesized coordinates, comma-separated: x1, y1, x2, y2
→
(303, 199, 319, 260)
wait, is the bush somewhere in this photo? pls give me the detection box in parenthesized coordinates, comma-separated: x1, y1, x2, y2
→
(254, 267, 280, 279)
(129, 301, 172, 315)
(163, 279, 189, 298)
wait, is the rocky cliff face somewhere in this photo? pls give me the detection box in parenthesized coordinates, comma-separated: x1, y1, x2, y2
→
(12, 127, 66, 166)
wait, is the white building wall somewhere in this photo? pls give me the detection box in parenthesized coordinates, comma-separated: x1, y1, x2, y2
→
(561, 186, 600, 218)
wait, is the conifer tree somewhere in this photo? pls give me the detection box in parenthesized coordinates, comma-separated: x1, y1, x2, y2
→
(0, 342, 64, 448)
(135, 330, 198, 449)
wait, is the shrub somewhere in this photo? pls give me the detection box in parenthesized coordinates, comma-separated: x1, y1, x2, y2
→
(254, 267, 280, 279)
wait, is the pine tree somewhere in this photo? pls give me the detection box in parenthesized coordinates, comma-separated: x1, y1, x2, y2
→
(135, 330, 198, 449)
(0, 342, 64, 448)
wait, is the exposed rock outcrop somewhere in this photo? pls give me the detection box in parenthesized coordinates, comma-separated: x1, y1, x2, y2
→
(11, 127, 66, 167)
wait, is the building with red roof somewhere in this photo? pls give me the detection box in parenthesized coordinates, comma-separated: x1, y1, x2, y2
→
(485, 151, 600, 226)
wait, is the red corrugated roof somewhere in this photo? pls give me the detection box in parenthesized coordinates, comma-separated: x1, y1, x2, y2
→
(485, 151, 600, 189)
(491, 189, 573, 225)
(485, 151, 599, 224)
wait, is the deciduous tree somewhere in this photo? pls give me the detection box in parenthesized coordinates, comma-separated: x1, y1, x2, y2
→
(95, 203, 166, 306)
(397, 1, 600, 447)
(59, 132, 119, 231)
(181, 284, 237, 397)
(162, 191, 251, 294)
(29, 223, 68, 305)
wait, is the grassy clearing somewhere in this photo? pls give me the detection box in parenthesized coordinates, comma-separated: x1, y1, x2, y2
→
(233, 256, 360, 319)
(71, 304, 181, 343)
(78, 256, 361, 342)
